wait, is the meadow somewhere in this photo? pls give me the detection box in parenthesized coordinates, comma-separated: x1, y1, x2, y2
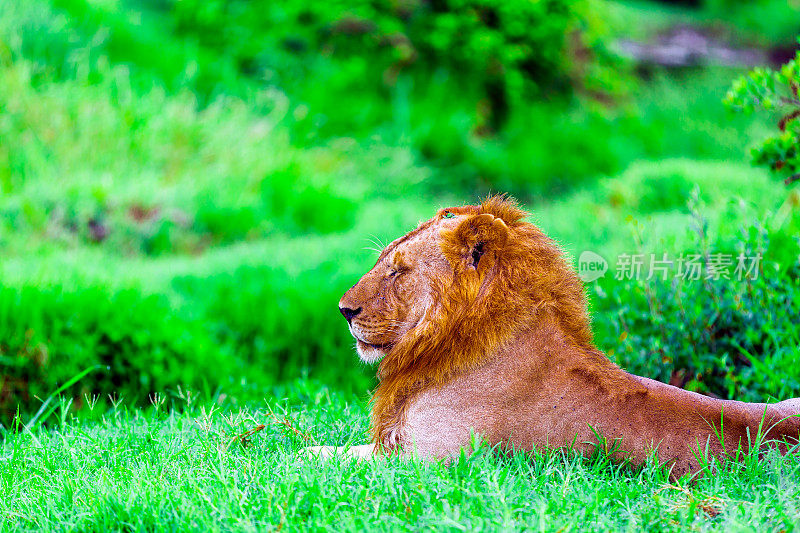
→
(1, 0, 800, 530)
(4, 398, 800, 531)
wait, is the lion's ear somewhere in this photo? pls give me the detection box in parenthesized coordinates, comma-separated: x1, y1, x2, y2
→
(443, 213, 509, 272)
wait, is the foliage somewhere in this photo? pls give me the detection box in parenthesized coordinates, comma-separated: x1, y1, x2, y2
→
(725, 42, 800, 186)
(654, 0, 800, 42)
(413, 70, 764, 195)
(0, 283, 231, 427)
(1, 0, 800, 519)
(0, 0, 798, 434)
(158, 0, 616, 131)
(705, 0, 800, 45)
(2, 0, 769, 199)
(171, 262, 374, 392)
(0, 0, 251, 100)
(594, 201, 800, 402)
(0, 48, 358, 256)
(0, 243, 386, 426)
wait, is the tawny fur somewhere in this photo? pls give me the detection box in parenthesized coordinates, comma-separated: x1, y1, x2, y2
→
(331, 195, 800, 478)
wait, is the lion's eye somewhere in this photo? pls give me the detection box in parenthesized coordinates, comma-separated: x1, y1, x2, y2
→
(388, 266, 407, 278)
(443, 211, 455, 219)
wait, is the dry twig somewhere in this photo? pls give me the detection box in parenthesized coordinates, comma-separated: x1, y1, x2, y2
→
(236, 413, 312, 447)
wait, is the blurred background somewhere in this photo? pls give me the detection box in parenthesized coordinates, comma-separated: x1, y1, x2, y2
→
(1, 0, 799, 427)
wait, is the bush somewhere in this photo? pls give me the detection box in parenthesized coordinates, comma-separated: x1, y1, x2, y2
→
(593, 202, 800, 402)
(0, 283, 232, 426)
(171, 262, 373, 395)
(0, 46, 358, 255)
(725, 38, 800, 186)
(159, 0, 614, 131)
(0, 238, 380, 427)
(706, 0, 800, 45)
(404, 70, 764, 197)
(0, 0, 248, 99)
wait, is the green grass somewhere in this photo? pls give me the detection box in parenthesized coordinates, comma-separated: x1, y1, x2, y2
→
(2, 0, 800, 528)
(2, 394, 799, 531)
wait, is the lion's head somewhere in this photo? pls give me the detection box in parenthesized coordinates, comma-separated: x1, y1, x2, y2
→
(338, 205, 496, 365)
(340, 196, 595, 446)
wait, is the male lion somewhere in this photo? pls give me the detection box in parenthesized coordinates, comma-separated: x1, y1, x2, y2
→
(309, 195, 800, 477)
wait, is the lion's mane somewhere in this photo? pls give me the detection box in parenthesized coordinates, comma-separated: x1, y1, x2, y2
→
(371, 196, 612, 448)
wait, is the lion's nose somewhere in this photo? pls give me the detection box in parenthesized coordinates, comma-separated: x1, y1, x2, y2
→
(339, 305, 362, 323)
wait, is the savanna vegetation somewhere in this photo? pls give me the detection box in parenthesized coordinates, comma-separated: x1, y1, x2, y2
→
(1, 0, 799, 530)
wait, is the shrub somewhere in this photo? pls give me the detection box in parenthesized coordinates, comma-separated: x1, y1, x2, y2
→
(160, 0, 615, 131)
(0, 241, 379, 428)
(592, 202, 800, 402)
(0, 283, 232, 427)
(0, 0, 248, 99)
(170, 262, 373, 395)
(706, 0, 800, 45)
(725, 40, 800, 187)
(0, 47, 357, 256)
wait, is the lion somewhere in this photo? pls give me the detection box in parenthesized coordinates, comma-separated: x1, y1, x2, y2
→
(307, 195, 800, 478)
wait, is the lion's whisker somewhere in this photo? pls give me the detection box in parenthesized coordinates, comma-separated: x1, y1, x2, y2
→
(366, 234, 388, 251)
